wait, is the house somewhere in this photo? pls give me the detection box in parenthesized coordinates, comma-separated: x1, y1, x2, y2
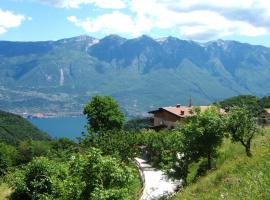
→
(264, 108, 270, 114)
(148, 104, 225, 130)
(258, 108, 270, 124)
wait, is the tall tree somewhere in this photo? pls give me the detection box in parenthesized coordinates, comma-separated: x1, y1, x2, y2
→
(83, 95, 124, 134)
(179, 107, 224, 170)
(226, 106, 259, 157)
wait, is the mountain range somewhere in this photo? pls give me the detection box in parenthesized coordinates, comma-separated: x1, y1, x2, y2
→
(1, 34, 270, 117)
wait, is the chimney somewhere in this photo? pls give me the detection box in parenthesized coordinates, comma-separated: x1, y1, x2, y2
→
(176, 104, 181, 108)
(180, 111, 185, 115)
(188, 97, 192, 107)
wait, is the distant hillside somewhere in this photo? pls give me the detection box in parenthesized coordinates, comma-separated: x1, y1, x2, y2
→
(1, 35, 270, 116)
(0, 110, 50, 145)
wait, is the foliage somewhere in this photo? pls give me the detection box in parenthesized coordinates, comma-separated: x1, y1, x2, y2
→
(175, 107, 224, 183)
(139, 129, 178, 169)
(83, 95, 125, 134)
(49, 138, 79, 159)
(225, 106, 260, 157)
(0, 143, 18, 176)
(259, 96, 270, 108)
(74, 148, 136, 200)
(124, 117, 153, 132)
(16, 140, 51, 165)
(84, 130, 139, 162)
(0, 110, 51, 146)
(217, 95, 262, 116)
(8, 148, 138, 200)
(8, 157, 68, 200)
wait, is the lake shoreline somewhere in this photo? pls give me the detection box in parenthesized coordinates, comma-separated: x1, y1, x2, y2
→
(15, 112, 84, 119)
(28, 116, 87, 141)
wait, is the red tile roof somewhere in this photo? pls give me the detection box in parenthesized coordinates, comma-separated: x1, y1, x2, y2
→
(149, 105, 225, 118)
(264, 108, 270, 114)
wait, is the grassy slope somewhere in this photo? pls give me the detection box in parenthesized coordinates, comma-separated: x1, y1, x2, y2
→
(0, 184, 11, 200)
(171, 127, 270, 200)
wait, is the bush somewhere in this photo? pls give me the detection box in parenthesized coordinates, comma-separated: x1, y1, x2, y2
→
(8, 157, 68, 200)
(0, 143, 18, 176)
(8, 148, 138, 200)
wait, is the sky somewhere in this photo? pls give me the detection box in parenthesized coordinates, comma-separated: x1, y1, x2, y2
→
(1, 0, 270, 46)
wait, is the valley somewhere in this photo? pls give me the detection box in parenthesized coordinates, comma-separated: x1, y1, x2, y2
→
(1, 35, 270, 117)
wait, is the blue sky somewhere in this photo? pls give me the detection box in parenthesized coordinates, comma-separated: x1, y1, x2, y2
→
(1, 0, 270, 46)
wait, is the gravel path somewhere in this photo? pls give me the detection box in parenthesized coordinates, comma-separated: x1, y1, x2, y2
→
(135, 158, 181, 200)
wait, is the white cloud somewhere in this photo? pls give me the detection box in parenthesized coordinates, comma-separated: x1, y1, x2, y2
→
(67, 0, 270, 40)
(38, 0, 127, 9)
(0, 27, 6, 34)
(67, 11, 138, 35)
(0, 9, 27, 35)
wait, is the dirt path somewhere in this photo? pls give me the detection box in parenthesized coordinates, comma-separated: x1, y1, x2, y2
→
(135, 158, 181, 200)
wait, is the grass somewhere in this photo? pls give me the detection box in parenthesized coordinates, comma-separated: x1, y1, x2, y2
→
(129, 164, 143, 200)
(0, 183, 11, 200)
(170, 127, 270, 200)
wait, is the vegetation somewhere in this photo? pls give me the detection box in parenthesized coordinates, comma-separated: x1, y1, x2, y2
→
(8, 149, 139, 200)
(0, 98, 141, 200)
(0, 110, 50, 145)
(259, 96, 270, 108)
(217, 95, 270, 114)
(217, 95, 261, 114)
(124, 117, 153, 131)
(0, 143, 17, 176)
(0, 183, 11, 200)
(226, 106, 260, 157)
(83, 95, 125, 133)
(170, 127, 270, 200)
(1, 95, 269, 200)
(178, 108, 224, 182)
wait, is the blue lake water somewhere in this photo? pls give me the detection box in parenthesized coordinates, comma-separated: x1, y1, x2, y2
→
(28, 116, 87, 141)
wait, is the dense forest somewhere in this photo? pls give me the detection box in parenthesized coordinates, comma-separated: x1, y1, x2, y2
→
(0, 110, 50, 145)
(1, 94, 270, 199)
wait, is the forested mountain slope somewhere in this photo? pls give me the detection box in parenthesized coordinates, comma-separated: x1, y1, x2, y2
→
(0, 110, 50, 145)
(1, 35, 270, 116)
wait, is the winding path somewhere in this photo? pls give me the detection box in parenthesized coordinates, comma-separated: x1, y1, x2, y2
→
(135, 158, 181, 200)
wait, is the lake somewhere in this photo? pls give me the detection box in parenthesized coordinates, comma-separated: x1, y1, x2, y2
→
(28, 116, 87, 141)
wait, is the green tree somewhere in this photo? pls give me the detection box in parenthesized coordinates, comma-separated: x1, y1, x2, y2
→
(16, 140, 51, 165)
(92, 130, 139, 162)
(179, 107, 224, 170)
(140, 130, 176, 168)
(77, 148, 135, 200)
(0, 142, 17, 176)
(83, 96, 124, 134)
(217, 95, 262, 116)
(226, 106, 259, 157)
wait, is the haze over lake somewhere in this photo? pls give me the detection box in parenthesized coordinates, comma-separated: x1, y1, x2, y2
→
(28, 116, 87, 141)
